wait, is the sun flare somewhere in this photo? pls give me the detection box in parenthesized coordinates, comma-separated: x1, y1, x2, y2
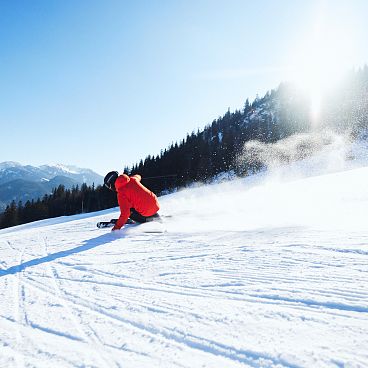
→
(288, 6, 357, 125)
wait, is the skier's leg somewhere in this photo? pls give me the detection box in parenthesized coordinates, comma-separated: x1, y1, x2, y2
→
(145, 213, 161, 222)
(129, 209, 161, 223)
(129, 208, 147, 223)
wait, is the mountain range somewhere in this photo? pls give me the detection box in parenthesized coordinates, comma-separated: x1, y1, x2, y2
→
(0, 162, 103, 211)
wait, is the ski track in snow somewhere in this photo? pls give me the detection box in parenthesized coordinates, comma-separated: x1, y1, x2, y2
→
(1, 163, 368, 367)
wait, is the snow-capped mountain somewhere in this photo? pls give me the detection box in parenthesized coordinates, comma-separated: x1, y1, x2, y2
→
(0, 162, 102, 186)
(0, 161, 23, 170)
(0, 162, 103, 210)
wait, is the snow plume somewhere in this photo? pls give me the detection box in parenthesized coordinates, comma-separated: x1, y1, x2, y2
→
(163, 131, 368, 233)
(238, 130, 352, 180)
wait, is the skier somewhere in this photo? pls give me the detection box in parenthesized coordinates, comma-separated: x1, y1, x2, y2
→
(104, 171, 160, 231)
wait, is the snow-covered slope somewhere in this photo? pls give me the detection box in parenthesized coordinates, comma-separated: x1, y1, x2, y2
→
(1, 149, 368, 367)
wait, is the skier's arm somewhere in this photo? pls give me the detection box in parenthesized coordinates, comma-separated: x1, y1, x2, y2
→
(112, 203, 131, 230)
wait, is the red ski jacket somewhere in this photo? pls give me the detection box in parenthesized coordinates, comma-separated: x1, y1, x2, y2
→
(113, 174, 160, 230)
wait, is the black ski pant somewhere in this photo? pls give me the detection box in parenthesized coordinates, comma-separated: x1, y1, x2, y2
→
(129, 208, 160, 223)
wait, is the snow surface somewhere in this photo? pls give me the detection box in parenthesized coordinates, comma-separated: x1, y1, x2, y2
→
(1, 144, 368, 367)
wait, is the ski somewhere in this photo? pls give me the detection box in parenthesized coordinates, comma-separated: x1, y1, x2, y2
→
(96, 218, 136, 228)
(96, 215, 170, 229)
(96, 219, 118, 228)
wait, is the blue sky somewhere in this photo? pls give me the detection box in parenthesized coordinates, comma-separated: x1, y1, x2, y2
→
(1, 0, 367, 175)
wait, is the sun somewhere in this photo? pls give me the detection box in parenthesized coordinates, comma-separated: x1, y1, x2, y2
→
(287, 5, 357, 125)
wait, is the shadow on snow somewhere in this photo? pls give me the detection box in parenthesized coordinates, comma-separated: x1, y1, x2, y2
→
(0, 233, 115, 277)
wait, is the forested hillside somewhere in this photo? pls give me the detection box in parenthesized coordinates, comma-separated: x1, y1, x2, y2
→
(129, 67, 368, 193)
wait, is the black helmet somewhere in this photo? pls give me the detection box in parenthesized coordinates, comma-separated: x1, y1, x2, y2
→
(104, 171, 118, 191)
